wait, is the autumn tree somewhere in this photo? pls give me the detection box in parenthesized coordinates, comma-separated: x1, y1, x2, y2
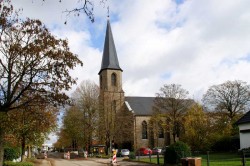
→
(182, 108, 240, 151)
(6, 104, 58, 161)
(54, 128, 70, 150)
(202, 80, 250, 123)
(72, 80, 99, 152)
(0, 2, 82, 164)
(60, 106, 85, 150)
(153, 84, 192, 143)
(181, 103, 212, 150)
(206, 111, 241, 151)
(149, 110, 166, 147)
(56, 80, 99, 152)
(114, 105, 134, 150)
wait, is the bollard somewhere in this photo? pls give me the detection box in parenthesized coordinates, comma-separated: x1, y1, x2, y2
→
(157, 152, 159, 165)
(67, 151, 70, 159)
(84, 151, 88, 159)
(207, 151, 209, 166)
(242, 150, 246, 166)
(149, 152, 151, 163)
(138, 151, 140, 161)
(112, 149, 117, 165)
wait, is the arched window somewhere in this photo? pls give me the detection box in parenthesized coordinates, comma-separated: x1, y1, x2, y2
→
(158, 123, 164, 138)
(142, 121, 148, 139)
(111, 73, 117, 86)
(100, 75, 103, 89)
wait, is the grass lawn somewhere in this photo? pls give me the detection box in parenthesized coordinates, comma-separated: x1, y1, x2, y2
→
(133, 152, 250, 166)
(135, 157, 164, 165)
(196, 152, 249, 166)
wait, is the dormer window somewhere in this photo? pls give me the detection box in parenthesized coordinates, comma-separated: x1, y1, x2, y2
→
(111, 73, 117, 86)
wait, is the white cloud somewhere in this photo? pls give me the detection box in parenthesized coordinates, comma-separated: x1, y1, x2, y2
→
(13, 0, 79, 24)
(110, 0, 250, 100)
(50, 28, 102, 95)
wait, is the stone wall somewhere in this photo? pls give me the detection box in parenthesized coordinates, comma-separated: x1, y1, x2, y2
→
(134, 116, 167, 150)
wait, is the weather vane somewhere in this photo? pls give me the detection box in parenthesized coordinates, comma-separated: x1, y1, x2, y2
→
(107, 6, 110, 19)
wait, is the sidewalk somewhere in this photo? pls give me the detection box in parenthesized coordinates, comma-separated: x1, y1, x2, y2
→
(88, 157, 113, 164)
(34, 159, 51, 166)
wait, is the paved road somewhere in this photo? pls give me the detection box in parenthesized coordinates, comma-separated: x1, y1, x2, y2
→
(52, 158, 107, 166)
(37, 158, 156, 166)
(35, 152, 156, 166)
(35, 158, 106, 166)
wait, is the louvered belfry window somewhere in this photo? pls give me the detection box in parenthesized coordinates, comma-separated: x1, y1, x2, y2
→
(111, 73, 117, 86)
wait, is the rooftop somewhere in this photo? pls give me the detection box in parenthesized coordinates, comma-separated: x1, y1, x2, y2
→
(236, 111, 250, 125)
(125, 96, 155, 116)
(99, 20, 122, 74)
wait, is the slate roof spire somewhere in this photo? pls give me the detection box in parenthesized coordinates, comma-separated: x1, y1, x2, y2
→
(99, 19, 122, 74)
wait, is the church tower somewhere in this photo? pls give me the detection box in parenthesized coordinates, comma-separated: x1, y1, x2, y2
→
(98, 20, 124, 145)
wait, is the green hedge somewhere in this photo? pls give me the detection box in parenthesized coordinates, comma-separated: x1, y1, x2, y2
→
(4, 148, 19, 161)
(3, 161, 34, 166)
(164, 141, 191, 164)
(129, 152, 136, 159)
(212, 136, 239, 152)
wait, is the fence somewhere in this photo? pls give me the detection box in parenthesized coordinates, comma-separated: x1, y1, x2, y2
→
(135, 150, 250, 166)
(190, 151, 250, 166)
(136, 151, 164, 165)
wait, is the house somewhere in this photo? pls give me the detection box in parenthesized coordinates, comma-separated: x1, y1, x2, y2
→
(236, 111, 250, 149)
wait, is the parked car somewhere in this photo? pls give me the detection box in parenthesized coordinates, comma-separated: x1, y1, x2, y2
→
(152, 147, 162, 155)
(137, 147, 152, 156)
(120, 149, 130, 156)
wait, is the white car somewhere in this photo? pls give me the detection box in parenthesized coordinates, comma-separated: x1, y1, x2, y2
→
(120, 149, 130, 156)
(36, 151, 46, 159)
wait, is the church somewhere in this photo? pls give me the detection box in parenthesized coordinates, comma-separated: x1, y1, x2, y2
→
(98, 20, 173, 151)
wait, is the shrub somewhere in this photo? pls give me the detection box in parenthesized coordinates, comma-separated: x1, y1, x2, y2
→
(211, 136, 239, 152)
(164, 147, 176, 164)
(3, 161, 34, 166)
(4, 148, 19, 161)
(129, 152, 135, 159)
(164, 141, 191, 164)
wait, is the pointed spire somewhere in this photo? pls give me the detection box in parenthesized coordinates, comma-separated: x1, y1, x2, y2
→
(99, 20, 122, 74)
(107, 6, 110, 19)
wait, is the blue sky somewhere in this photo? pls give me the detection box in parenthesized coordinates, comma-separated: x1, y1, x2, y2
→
(12, 0, 250, 143)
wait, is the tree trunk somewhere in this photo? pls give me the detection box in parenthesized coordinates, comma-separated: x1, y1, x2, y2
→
(21, 136, 26, 162)
(0, 128, 5, 166)
(105, 140, 109, 155)
(28, 145, 31, 158)
(173, 133, 176, 143)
